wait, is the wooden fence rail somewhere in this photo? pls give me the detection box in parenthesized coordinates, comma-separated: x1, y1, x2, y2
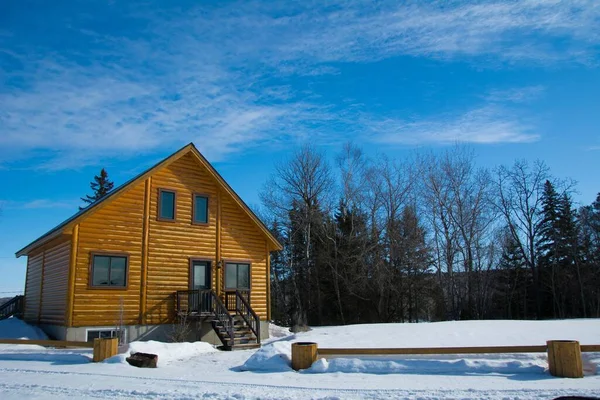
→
(0, 339, 94, 347)
(317, 344, 600, 356)
(292, 341, 600, 378)
(0, 338, 118, 362)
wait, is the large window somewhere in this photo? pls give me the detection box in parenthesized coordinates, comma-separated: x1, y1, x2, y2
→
(90, 254, 128, 288)
(193, 195, 209, 224)
(225, 263, 250, 290)
(158, 189, 176, 221)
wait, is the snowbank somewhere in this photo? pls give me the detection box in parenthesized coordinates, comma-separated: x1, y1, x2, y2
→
(309, 355, 547, 375)
(0, 317, 48, 340)
(243, 319, 600, 375)
(106, 340, 216, 365)
(268, 323, 293, 340)
(296, 319, 600, 348)
(242, 341, 293, 372)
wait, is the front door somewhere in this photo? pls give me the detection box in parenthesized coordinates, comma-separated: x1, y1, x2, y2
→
(191, 260, 210, 290)
(190, 260, 211, 313)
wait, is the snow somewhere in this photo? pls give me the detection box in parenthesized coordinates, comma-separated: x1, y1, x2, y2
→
(0, 316, 49, 340)
(106, 340, 217, 365)
(0, 318, 599, 399)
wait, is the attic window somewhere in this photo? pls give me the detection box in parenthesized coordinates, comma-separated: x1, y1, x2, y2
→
(90, 254, 128, 288)
(158, 189, 176, 221)
(193, 194, 209, 224)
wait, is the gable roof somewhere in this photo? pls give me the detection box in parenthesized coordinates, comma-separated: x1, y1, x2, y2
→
(16, 143, 282, 257)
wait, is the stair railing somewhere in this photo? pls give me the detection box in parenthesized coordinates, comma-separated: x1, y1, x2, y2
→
(234, 290, 260, 344)
(0, 295, 24, 320)
(210, 291, 234, 347)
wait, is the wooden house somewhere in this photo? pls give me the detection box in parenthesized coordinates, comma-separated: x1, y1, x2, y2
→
(14, 143, 282, 349)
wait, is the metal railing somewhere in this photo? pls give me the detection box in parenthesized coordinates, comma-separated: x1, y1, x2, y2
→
(0, 295, 24, 320)
(234, 290, 260, 344)
(175, 290, 213, 315)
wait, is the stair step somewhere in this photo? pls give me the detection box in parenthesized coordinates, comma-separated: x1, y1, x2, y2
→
(230, 343, 261, 351)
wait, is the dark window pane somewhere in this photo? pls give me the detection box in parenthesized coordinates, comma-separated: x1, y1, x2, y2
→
(110, 257, 127, 286)
(91, 255, 127, 287)
(194, 196, 208, 223)
(92, 256, 110, 286)
(225, 264, 237, 289)
(86, 331, 99, 342)
(237, 264, 250, 289)
(160, 191, 175, 219)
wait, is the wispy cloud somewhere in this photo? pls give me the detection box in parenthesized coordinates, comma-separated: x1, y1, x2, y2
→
(0, 199, 77, 210)
(1, 1, 597, 169)
(485, 86, 545, 103)
(367, 106, 539, 146)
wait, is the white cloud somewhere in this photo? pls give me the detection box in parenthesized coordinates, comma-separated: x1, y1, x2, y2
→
(367, 106, 539, 146)
(2, 1, 596, 168)
(0, 199, 77, 210)
(486, 86, 545, 103)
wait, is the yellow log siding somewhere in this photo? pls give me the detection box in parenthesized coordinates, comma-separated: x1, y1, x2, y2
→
(145, 153, 219, 324)
(221, 195, 268, 319)
(24, 252, 43, 323)
(72, 182, 145, 327)
(50, 151, 272, 327)
(40, 240, 70, 325)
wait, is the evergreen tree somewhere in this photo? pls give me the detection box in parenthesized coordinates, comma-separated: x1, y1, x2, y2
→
(496, 230, 529, 319)
(80, 168, 115, 210)
(535, 180, 561, 317)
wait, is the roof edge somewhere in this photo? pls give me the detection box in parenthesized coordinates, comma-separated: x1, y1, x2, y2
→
(15, 142, 282, 257)
(15, 143, 195, 258)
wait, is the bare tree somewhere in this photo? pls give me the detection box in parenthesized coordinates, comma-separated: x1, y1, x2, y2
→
(493, 160, 549, 318)
(260, 144, 333, 327)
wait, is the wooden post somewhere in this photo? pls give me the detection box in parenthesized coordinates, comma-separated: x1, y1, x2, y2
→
(292, 342, 318, 371)
(93, 338, 119, 362)
(139, 177, 151, 324)
(547, 340, 583, 378)
(65, 224, 79, 327)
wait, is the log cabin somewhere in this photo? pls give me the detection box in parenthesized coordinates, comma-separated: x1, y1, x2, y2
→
(13, 143, 282, 349)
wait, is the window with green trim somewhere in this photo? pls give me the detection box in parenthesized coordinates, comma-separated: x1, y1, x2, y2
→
(158, 189, 176, 220)
(193, 195, 208, 224)
(91, 254, 128, 287)
(225, 263, 250, 290)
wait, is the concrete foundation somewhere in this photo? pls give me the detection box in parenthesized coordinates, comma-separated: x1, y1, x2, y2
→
(38, 320, 270, 344)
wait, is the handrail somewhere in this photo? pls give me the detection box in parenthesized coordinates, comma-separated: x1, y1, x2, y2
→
(175, 289, 212, 314)
(0, 295, 24, 320)
(210, 290, 234, 347)
(235, 290, 260, 344)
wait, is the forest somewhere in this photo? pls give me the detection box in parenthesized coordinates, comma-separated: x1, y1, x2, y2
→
(258, 144, 600, 328)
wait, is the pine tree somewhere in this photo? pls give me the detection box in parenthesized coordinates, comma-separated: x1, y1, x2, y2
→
(497, 231, 529, 319)
(79, 168, 115, 211)
(535, 180, 561, 317)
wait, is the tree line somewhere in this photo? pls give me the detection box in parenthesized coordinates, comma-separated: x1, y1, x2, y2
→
(259, 144, 600, 329)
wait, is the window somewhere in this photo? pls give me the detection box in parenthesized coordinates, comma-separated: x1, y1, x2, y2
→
(90, 254, 128, 287)
(86, 328, 125, 343)
(158, 189, 176, 220)
(225, 263, 250, 290)
(193, 195, 209, 224)
(191, 260, 210, 290)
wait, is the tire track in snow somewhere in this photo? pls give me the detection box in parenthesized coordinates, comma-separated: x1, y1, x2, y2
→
(0, 368, 598, 399)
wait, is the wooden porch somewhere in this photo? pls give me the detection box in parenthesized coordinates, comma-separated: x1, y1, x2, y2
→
(175, 289, 260, 350)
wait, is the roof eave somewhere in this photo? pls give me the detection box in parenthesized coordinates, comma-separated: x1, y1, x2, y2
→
(15, 229, 64, 258)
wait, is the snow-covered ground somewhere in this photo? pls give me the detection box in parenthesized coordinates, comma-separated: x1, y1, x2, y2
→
(0, 317, 599, 399)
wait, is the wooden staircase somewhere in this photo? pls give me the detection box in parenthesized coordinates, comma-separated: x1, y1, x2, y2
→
(212, 315, 260, 350)
(176, 289, 260, 350)
(0, 295, 24, 321)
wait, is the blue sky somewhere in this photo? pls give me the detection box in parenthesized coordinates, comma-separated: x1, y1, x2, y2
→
(1, 0, 599, 295)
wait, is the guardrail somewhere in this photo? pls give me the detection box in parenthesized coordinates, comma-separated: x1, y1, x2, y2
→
(291, 341, 600, 378)
(0, 338, 118, 362)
